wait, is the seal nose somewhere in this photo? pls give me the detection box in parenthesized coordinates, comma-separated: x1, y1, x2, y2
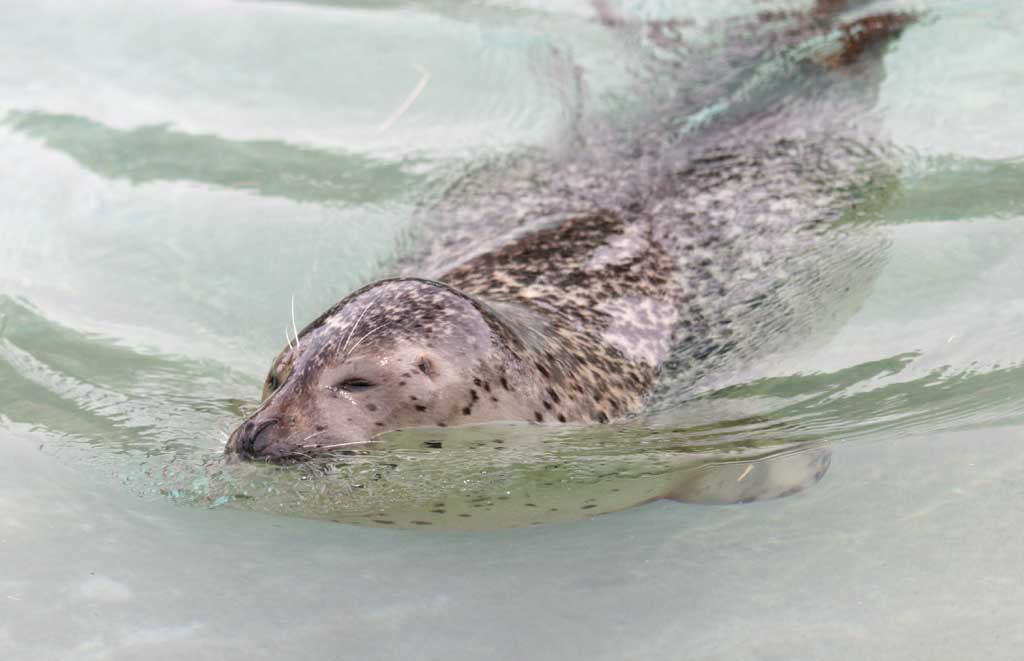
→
(230, 418, 280, 458)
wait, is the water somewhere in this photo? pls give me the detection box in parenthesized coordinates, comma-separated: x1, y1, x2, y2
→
(2, 0, 1024, 658)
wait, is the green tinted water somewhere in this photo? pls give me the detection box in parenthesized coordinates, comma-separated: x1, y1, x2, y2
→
(2, 0, 1024, 658)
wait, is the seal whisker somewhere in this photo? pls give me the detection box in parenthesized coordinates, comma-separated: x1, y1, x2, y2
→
(309, 440, 375, 450)
(290, 293, 301, 353)
(344, 321, 392, 360)
(339, 291, 381, 358)
(300, 430, 325, 445)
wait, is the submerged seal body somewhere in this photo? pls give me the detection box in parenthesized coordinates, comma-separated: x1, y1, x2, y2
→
(226, 3, 914, 462)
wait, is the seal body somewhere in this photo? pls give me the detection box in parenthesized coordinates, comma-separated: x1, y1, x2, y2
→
(226, 4, 913, 462)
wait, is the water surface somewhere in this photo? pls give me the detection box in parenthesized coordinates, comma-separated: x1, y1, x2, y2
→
(2, 0, 1024, 658)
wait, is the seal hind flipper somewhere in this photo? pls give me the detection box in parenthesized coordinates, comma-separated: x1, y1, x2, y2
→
(663, 447, 832, 505)
(821, 12, 919, 70)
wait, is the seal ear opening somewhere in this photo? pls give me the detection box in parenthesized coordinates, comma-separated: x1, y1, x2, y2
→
(417, 355, 436, 378)
(664, 447, 831, 505)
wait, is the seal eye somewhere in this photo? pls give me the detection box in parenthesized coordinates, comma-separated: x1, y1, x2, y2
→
(336, 378, 375, 393)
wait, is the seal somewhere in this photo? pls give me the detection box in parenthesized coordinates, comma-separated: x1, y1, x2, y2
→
(226, 2, 915, 463)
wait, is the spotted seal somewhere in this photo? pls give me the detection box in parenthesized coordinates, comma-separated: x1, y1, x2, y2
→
(226, 3, 914, 465)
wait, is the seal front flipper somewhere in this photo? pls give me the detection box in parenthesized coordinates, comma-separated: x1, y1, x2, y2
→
(663, 446, 832, 505)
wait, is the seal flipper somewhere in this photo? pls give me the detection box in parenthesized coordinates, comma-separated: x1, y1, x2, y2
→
(820, 12, 918, 70)
(674, 9, 917, 144)
(664, 447, 831, 505)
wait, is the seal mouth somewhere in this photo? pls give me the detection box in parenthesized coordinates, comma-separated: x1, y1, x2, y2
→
(235, 445, 375, 465)
(267, 438, 378, 463)
(226, 420, 377, 463)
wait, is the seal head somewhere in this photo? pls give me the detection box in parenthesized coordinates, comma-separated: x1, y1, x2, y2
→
(226, 278, 547, 460)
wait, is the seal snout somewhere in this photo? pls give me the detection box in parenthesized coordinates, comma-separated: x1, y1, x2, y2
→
(229, 418, 281, 459)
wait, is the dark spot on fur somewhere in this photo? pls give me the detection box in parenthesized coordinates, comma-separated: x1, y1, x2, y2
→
(366, 403, 377, 412)
(398, 381, 406, 386)
(500, 376, 511, 391)
(596, 412, 609, 423)
(424, 440, 443, 449)
(415, 405, 427, 412)
(547, 388, 560, 404)
(557, 414, 567, 423)
(534, 412, 544, 422)
(462, 407, 472, 416)
(543, 400, 552, 410)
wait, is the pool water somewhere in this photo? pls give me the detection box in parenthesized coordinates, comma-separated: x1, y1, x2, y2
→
(2, 0, 1024, 658)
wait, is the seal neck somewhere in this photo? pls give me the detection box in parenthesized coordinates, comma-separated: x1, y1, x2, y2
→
(476, 296, 656, 424)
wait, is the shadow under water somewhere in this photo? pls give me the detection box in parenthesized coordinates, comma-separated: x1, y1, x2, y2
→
(4, 110, 432, 205)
